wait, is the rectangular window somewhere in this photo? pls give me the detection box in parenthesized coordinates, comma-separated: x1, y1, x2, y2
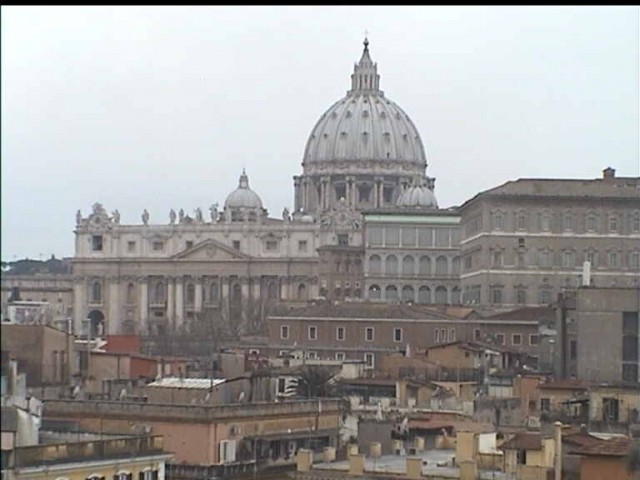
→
(401, 227, 416, 247)
(562, 251, 574, 268)
(335, 352, 346, 361)
(496, 333, 505, 345)
(435, 228, 450, 247)
(586, 251, 597, 268)
(492, 213, 504, 231)
(492, 250, 503, 267)
(233, 240, 241, 250)
(417, 227, 432, 247)
(127, 240, 136, 252)
(512, 334, 522, 346)
(367, 226, 383, 246)
(474, 329, 481, 341)
(336, 326, 345, 341)
(394, 328, 403, 342)
(298, 240, 308, 252)
(630, 252, 640, 270)
(570, 340, 577, 360)
(280, 325, 289, 339)
(441, 328, 447, 343)
(385, 227, 400, 246)
(186, 240, 194, 249)
(518, 237, 526, 248)
(449, 328, 456, 342)
(307, 351, 317, 360)
(364, 352, 374, 369)
(587, 215, 597, 232)
(609, 216, 619, 232)
(517, 214, 526, 231)
(529, 334, 540, 345)
(91, 235, 103, 251)
(365, 327, 375, 342)
(277, 378, 287, 393)
(152, 240, 164, 251)
(337, 234, 349, 246)
(491, 288, 503, 305)
(266, 240, 278, 251)
(308, 326, 317, 340)
(540, 398, 550, 412)
(602, 397, 619, 422)
(434, 328, 440, 343)
(539, 290, 552, 305)
(516, 288, 527, 305)
(608, 251, 619, 268)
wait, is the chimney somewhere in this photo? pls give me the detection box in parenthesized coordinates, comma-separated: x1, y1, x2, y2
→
(603, 167, 616, 179)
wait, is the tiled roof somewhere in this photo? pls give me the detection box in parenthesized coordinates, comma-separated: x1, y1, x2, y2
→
(500, 432, 543, 451)
(472, 177, 640, 201)
(539, 379, 588, 390)
(484, 306, 556, 322)
(269, 301, 452, 320)
(570, 436, 632, 457)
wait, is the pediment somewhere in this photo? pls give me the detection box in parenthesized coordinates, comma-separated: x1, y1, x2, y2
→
(173, 239, 250, 261)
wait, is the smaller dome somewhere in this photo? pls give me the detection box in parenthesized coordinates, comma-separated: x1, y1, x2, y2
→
(224, 170, 263, 209)
(397, 182, 438, 209)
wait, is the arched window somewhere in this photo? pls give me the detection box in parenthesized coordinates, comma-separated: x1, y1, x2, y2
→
(268, 281, 279, 300)
(209, 282, 219, 302)
(435, 286, 448, 304)
(451, 286, 461, 305)
(369, 255, 381, 274)
(385, 255, 398, 275)
(419, 256, 431, 275)
(401, 285, 415, 303)
(385, 285, 398, 301)
(435, 256, 448, 275)
(298, 283, 307, 300)
(418, 286, 431, 304)
(126, 282, 135, 304)
(452, 257, 460, 275)
(90, 281, 102, 304)
(186, 283, 195, 305)
(368, 285, 381, 300)
(334, 287, 342, 299)
(402, 255, 415, 275)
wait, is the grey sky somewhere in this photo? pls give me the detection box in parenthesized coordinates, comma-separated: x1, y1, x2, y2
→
(2, 6, 639, 261)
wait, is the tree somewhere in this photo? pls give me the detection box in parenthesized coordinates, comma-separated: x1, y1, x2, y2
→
(295, 365, 340, 398)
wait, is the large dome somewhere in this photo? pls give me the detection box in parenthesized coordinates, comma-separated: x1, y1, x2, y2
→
(303, 39, 427, 167)
(224, 170, 263, 209)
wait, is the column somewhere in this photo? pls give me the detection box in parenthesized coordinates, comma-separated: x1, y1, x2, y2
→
(73, 277, 86, 335)
(139, 278, 148, 335)
(351, 179, 358, 208)
(293, 176, 302, 211)
(167, 278, 175, 330)
(195, 276, 203, 313)
(175, 277, 184, 331)
(302, 180, 308, 212)
(108, 279, 120, 335)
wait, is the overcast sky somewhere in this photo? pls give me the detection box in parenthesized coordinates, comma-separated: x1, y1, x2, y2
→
(2, 6, 639, 261)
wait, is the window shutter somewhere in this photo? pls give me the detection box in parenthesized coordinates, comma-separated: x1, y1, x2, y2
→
(139, 473, 145, 480)
(152, 470, 159, 480)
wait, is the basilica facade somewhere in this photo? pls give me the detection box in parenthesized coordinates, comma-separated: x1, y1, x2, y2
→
(71, 39, 440, 338)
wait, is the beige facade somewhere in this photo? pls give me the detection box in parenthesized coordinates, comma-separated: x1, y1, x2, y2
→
(459, 168, 640, 307)
(2, 435, 170, 480)
(363, 209, 462, 304)
(266, 302, 541, 370)
(43, 399, 342, 467)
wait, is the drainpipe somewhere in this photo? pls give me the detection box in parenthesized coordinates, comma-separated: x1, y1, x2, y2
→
(554, 421, 562, 480)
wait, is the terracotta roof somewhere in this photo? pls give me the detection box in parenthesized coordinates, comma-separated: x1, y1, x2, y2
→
(269, 301, 452, 320)
(500, 432, 543, 451)
(409, 419, 494, 434)
(570, 436, 632, 457)
(462, 177, 640, 208)
(539, 379, 588, 391)
(484, 306, 556, 322)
